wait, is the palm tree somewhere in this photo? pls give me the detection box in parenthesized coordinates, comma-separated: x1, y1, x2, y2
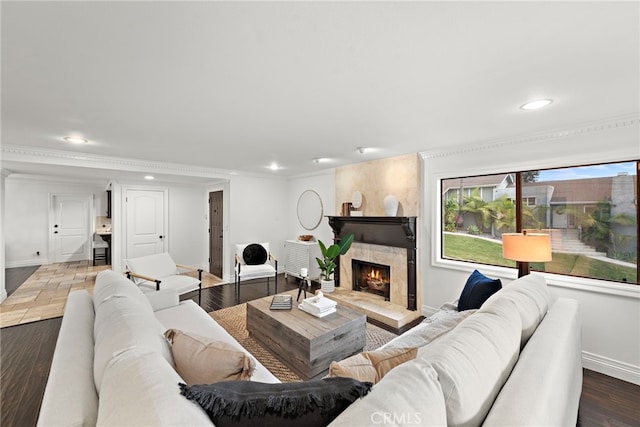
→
(488, 195, 516, 236)
(462, 188, 492, 232)
(567, 201, 636, 254)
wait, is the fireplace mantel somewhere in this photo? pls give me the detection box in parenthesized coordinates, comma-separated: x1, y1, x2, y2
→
(327, 216, 417, 249)
(327, 216, 418, 310)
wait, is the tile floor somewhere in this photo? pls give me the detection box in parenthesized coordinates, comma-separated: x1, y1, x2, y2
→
(0, 261, 223, 328)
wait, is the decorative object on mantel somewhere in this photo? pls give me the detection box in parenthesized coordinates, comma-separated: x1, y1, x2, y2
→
(298, 235, 314, 241)
(350, 191, 363, 216)
(316, 233, 355, 293)
(341, 202, 353, 216)
(383, 195, 399, 216)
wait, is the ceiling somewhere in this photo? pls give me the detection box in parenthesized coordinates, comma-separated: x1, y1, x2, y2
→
(2, 1, 639, 182)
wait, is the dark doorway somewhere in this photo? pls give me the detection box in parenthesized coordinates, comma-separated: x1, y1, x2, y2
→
(209, 191, 224, 278)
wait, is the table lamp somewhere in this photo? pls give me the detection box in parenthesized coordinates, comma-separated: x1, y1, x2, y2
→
(502, 230, 552, 277)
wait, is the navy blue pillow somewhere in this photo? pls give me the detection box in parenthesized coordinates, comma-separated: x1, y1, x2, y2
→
(458, 270, 502, 311)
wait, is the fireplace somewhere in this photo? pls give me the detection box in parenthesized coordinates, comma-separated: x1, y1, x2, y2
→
(328, 216, 417, 311)
(352, 259, 391, 301)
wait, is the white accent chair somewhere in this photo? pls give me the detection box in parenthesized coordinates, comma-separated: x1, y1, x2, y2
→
(125, 253, 203, 305)
(234, 243, 278, 304)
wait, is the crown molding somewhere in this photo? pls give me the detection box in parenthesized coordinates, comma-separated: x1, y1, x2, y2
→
(419, 114, 639, 161)
(0, 145, 282, 180)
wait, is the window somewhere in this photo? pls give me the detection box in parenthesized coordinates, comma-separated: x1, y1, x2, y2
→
(441, 161, 638, 284)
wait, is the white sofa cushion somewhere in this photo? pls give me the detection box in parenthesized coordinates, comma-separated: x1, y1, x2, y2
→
(154, 300, 280, 384)
(236, 263, 276, 279)
(93, 270, 152, 312)
(329, 356, 447, 427)
(37, 290, 99, 427)
(487, 273, 550, 348)
(96, 349, 212, 427)
(483, 298, 583, 427)
(145, 288, 180, 311)
(93, 290, 173, 392)
(420, 294, 522, 427)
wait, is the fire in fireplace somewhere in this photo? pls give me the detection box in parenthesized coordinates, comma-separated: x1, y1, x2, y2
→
(352, 259, 391, 301)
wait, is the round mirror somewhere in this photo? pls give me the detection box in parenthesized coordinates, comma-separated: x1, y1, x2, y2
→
(297, 190, 323, 230)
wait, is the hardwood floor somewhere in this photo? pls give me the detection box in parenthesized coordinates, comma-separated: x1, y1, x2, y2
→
(0, 271, 300, 427)
(3, 265, 40, 297)
(1, 268, 639, 426)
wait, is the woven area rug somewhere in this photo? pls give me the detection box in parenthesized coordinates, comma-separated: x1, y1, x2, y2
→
(210, 303, 398, 382)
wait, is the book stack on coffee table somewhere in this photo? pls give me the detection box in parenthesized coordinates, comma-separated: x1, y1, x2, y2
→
(298, 293, 337, 318)
(269, 294, 293, 310)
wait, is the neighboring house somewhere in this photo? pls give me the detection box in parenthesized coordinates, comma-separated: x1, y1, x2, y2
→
(442, 173, 637, 256)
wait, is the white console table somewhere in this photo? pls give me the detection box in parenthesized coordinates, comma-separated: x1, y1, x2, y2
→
(284, 240, 322, 280)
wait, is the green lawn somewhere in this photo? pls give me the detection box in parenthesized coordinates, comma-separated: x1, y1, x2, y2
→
(443, 233, 637, 284)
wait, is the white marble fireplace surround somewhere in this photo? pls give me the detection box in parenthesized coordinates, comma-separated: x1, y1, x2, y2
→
(325, 216, 422, 331)
(341, 243, 409, 307)
(330, 241, 422, 331)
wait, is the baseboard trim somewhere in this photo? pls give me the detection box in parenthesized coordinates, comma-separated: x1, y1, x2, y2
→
(582, 351, 640, 386)
(0, 289, 7, 304)
(6, 260, 47, 268)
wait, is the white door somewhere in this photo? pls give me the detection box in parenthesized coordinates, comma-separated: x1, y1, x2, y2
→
(125, 189, 166, 258)
(51, 195, 91, 263)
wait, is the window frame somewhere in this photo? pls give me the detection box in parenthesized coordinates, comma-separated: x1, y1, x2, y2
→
(438, 161, 639, 286)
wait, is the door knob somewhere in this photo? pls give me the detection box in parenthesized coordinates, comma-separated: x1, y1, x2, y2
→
(54, 231, 58, 234)
(159, 235, 164, 240)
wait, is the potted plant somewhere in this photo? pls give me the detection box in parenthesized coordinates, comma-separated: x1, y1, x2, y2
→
(316, 233, 354, 293)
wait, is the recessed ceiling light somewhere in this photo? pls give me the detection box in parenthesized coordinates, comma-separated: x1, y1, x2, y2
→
(268, 162, 280, 171)
(313, 158, 330, 163)
(144, 175, 154, 180)
(520, 99, 553, 110)
(63, 136, 88, 144)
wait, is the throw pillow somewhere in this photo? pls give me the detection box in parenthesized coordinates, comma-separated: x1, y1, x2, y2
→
(329, 347, 418, 384)
(164, 329, 255, 385)
(179, 377, 372, 427)
(243, 244, 268, 265)
(457, 269, 502, 311)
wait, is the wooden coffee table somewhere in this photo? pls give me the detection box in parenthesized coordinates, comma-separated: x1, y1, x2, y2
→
(246, 289, 366, 380)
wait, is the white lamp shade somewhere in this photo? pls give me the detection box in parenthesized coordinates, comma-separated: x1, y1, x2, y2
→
(502, 232, 552, 262)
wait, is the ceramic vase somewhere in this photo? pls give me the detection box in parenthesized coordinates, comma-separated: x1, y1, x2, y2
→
(320, 279, 335, 293)
(383, 195, 399, 216)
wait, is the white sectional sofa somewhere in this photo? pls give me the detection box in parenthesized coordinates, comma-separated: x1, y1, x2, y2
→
(37, 269, 279, 426)
(331, 274, 583, 426)
(37, 270, 582, 426)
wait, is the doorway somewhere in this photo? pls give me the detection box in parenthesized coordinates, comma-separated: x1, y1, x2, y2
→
(124, 188, 167, 259)
(50, 194, 92, 263)
(209, 191, 223, 277)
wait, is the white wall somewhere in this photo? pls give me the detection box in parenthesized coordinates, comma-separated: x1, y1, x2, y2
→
(167, 183, 208, 268)
(420, 115, 640, 384)
(287, 169, 336, 246)
(3, 175, 106, 267)
(0, 171, 8, 302)
(226, 175, 290, 281)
